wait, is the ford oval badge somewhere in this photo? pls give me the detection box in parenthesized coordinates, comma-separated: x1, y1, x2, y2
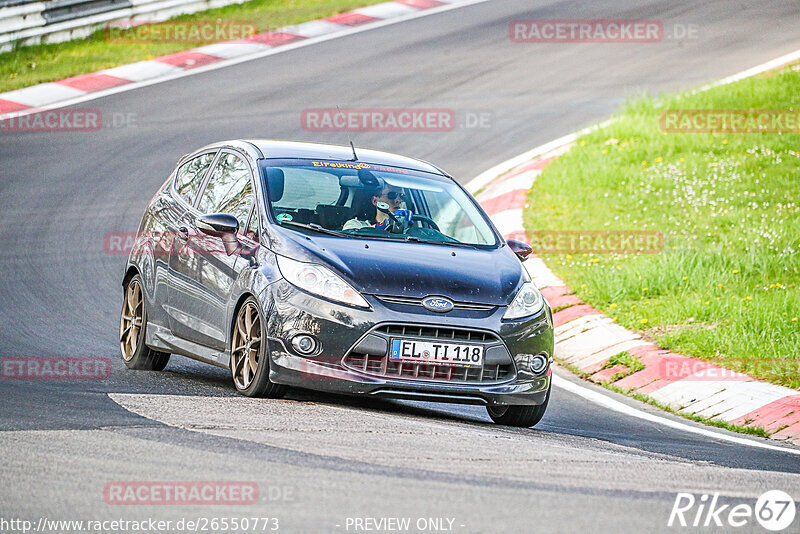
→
(422, 296, 454, 313)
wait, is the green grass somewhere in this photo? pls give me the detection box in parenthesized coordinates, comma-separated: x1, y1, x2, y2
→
(525, 63, 800, 390)
(600, 351, 644, 381)
(0, 0, 382, 93)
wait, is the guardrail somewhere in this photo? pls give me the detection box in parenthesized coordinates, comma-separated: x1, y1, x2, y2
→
(0, 0, 246, 51)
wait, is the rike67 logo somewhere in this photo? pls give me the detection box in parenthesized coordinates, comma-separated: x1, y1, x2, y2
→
(669, 490, 796, 531)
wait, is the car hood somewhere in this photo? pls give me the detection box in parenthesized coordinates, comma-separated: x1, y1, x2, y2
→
(270, 229, 524, 305)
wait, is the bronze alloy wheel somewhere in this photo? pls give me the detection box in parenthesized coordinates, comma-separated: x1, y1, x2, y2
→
(119, 274, 170, 371)
(231, 301, 262, 390)
(229, 298, 286, 398)
(120, 278, 143, 361)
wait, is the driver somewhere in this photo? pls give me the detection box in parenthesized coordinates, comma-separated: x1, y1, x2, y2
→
(343, 185, 413, 231)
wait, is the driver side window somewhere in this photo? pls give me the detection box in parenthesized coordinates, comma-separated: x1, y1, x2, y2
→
(197, 152, 253, 230)
(175, 152, 215, 205)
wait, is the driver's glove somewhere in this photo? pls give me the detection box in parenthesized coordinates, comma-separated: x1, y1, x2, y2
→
(375, 219, 390, 230)
(393, 209, 414, 223)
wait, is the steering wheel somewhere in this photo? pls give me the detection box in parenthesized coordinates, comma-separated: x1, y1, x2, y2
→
(411, 215, 440, 232)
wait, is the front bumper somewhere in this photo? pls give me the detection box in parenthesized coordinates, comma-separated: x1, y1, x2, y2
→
(262, 281, 554, 406)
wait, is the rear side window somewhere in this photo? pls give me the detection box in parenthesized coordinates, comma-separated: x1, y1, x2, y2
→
(197, 152, 253, 229)
(175, 152, 215, 205)
(272, 168, 341, 210)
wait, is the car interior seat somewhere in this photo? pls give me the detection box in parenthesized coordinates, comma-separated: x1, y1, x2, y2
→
(316, 205, 355, 229)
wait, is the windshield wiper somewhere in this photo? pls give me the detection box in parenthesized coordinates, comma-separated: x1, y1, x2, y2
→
(355, 233, 476, 247)
(279, 221, 351, 238)
(403, 235, 476, 248)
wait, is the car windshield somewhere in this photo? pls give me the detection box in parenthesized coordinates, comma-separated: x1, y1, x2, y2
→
(260, 159, 498, 247)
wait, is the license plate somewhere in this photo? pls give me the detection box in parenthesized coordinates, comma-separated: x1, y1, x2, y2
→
(389, 339, 483, 367)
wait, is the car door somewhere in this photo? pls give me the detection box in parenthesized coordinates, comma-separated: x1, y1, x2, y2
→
(167, 149, 255, 350)
(156, 151, 216, 325)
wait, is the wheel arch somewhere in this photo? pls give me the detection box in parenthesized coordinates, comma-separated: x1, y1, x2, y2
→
(229, 291, 259, 349)
(122, 265, 139, 287)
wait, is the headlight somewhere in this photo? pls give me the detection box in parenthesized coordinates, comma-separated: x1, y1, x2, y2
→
(277, 255, 369, 309)
(503, 281, 545, 320)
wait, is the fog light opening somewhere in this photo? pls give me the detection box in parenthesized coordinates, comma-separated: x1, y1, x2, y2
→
(291, 334, 320, 356)
(530, 354, 548, 374)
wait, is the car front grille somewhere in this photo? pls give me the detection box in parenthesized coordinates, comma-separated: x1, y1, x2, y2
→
(375, 295, 496, 311)
(377, 324, 496, 342)
(342, 324, 515, 384)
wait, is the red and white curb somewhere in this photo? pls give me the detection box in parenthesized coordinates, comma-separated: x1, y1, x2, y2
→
(469, 59, 800, 446)
(473, 149, 800, 446)
(0, 0, 483, 120)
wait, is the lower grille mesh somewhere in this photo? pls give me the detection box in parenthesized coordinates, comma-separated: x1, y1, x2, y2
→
(344, 353, 512, 383)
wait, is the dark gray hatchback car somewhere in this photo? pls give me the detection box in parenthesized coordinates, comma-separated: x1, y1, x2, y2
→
(120, 140, 554, 427)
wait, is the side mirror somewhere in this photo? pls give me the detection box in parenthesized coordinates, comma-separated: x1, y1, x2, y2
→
(507, 239, 532, 261)
(197, 214, 240, 256)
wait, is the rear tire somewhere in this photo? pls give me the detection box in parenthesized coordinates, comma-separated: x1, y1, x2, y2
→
(120, 274, 170, 371)
(486, 386, 550, 427)
(230, 297, 286, 398)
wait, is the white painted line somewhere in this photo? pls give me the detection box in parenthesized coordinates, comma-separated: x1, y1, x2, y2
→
(194, 42, 271, 59)
(0, 83, 86, 107)
(553, 375, 800, 455)
(0, 0, 491, 120)
(281, 19, 347, 38)
(101, 60, 182, 82)
(353, 2, 418, 19)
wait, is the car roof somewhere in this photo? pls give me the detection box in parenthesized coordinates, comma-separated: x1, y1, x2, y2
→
(199, 139, 449, 176)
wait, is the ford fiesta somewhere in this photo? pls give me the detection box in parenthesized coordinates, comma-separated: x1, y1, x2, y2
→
(120, 140, 554, 427)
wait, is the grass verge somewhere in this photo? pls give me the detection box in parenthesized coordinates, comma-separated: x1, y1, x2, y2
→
(526, 62, 800, 390)
(600, 351, 644, 381)
(0, 0, 383, 93)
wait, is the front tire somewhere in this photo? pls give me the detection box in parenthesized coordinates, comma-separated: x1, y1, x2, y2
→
(486, 386, 550, 427)
(120, 274, 170, 371)
(230, 297, 286, 398)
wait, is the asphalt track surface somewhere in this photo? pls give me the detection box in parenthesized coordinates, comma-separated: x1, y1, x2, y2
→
(2, 1, 800, 532)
